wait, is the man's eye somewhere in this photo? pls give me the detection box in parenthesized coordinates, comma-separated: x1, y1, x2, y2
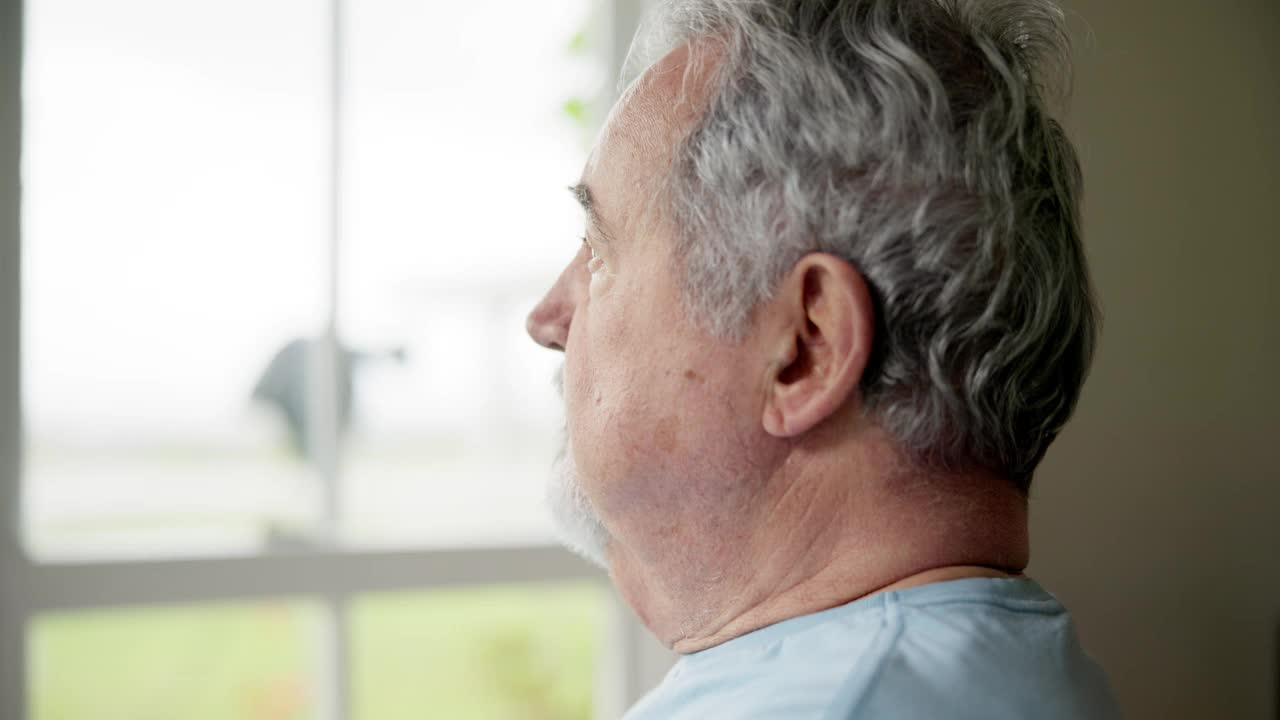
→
(582, 237, 605, 274)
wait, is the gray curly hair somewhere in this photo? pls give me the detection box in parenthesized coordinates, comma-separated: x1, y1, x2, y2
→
(629, 0, 1098, 490)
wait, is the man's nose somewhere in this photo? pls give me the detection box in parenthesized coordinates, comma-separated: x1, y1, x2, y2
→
(526, 268, 576, 351)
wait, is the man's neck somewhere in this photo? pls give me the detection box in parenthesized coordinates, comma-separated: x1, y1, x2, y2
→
(605, 434, 1030, 654)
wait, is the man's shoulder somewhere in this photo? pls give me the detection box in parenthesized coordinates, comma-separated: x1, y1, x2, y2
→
(826, 578, 1122, 719)
(623, 590, 895, 720)
(625, 578, 1121, 720)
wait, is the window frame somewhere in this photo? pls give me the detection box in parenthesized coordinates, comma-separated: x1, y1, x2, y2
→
(0, 0, 671, 717)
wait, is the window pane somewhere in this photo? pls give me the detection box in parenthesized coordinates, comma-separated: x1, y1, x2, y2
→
(22, 0, 331, 559)
(352, 582, 605, 720)
(338, 0, 607, 547)
(30, 601, 323, 720)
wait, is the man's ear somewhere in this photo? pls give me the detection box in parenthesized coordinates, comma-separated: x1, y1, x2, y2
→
(761, 253, 875, 438)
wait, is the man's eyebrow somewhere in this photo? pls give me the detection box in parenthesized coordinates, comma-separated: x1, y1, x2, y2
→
(569, 182, 615, 245)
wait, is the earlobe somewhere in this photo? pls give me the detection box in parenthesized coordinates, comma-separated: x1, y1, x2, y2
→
(761, 254, 874, 438)
(762, 340, 800, 436)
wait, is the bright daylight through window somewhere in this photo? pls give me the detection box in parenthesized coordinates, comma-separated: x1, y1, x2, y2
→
(22, 0, 606, 559)
(13, 0, 623, 717)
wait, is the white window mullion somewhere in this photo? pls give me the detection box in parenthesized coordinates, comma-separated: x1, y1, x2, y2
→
(314, 594, 351, 720)
(306, 335, 342, 545)
(21, 546, 601, 613)
(315, 1, 350, 715)
(310, 0, 347, 549)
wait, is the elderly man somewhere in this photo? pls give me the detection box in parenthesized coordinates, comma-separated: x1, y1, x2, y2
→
(527, 0, 1119, 717)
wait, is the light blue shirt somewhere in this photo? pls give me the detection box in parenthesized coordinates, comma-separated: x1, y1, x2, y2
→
(623, 577, 1120, 719)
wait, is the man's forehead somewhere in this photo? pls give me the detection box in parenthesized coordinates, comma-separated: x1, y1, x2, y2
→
(615, 43, 717, 150)
(579, 41, 721, 214)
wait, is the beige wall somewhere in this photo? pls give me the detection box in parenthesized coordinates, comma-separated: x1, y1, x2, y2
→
(1031, 1, 1280, 718)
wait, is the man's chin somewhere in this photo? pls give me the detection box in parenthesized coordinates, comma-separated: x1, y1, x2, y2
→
(547, 446, 611, 569)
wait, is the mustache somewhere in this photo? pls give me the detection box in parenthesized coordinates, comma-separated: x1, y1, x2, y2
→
(553, 363, 565, 399)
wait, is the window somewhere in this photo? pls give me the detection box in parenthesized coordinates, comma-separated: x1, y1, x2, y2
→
(31, 600, 327, 719)
(29, 584, 607, 720)
(22, 0, 333, 561)
(0, 0, 674, 717)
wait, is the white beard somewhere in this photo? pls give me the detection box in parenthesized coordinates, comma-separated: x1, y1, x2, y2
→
(546, 364, 610, 567)
(547, 435, 610, 568)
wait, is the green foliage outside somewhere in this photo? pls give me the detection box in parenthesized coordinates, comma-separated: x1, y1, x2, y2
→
(31, 583, 603, 720)
(32, 602, 315, 720)
(352, 583, 603, 720)
(561, 11, 605, 143)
